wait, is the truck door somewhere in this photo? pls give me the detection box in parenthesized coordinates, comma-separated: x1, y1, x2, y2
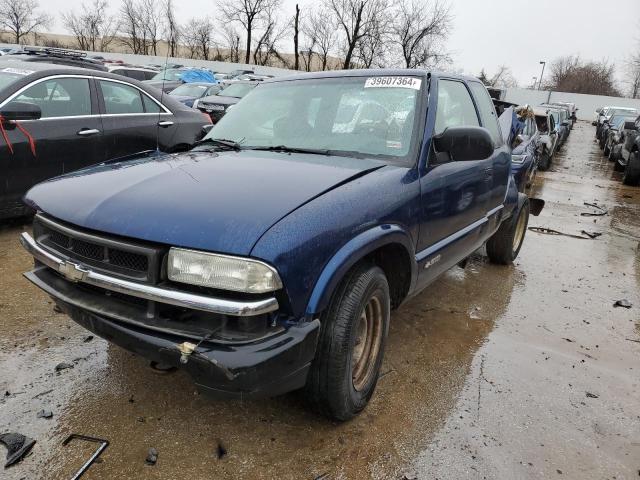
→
(415, 79, 492, 287)
(467, 81, 511, 212)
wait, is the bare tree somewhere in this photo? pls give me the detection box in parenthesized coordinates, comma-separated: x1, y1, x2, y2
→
(391, 0, 451, 69)
(141, 0, 161, 56)
(0, 0, 50, 45)
(302, 7, 337, 71)
(119, 0, 145, 53)
(326, 0, 388, 69)
(222, 25, 242, 63)
(353, 12, 387, 68)
(61, 0, 118, 52)
(219, 0, 282, 64)
(252, 4, 286, 66)
(623, 38, 640, 99)
(183, 17, 215, 60)
(478, 65, 518, 88)
(293, 4, 300, 70)
(547, 55, 620, 96)
(164, 0, 180, 57)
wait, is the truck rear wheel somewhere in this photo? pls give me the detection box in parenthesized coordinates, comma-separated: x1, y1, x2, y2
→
(486, 198, 529, 265)
(305, 264, 390, 421)
(623, 151, 640, 186)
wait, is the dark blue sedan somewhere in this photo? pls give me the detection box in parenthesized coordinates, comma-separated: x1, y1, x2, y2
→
(168, 82, 221, 108)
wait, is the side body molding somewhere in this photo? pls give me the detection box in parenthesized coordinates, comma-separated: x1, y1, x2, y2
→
(305, 224, 417, 318)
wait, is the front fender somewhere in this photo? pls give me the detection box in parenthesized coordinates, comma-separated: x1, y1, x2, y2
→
(305, 224, 416, 318)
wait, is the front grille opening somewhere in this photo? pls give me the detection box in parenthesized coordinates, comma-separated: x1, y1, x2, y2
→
(109, 249, 149, 272)
(34, 215, 159, 281)
(71, 238, 104, 261)
(49, 230, 70, 249)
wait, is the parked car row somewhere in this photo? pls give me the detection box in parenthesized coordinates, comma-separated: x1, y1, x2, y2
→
(496, 100, 576, 197)
(594, 105, 640, 185)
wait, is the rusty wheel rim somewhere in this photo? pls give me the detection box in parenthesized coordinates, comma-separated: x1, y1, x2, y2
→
(351, 295, 383, 392)
(513, 207, 527, 253)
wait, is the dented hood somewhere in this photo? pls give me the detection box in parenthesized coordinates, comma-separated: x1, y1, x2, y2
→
(24, 150, 383, 255)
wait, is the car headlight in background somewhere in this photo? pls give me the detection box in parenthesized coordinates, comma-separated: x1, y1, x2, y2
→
(511, 154, 526, 164)
(167, 248, 282, 293)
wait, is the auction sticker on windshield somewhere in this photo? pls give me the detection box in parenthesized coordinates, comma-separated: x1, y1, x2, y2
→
(364, 77, 421, 90)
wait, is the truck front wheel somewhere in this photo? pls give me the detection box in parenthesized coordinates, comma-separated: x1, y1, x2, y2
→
(305, 264, 390, 421)
(486, 198, 530, 265)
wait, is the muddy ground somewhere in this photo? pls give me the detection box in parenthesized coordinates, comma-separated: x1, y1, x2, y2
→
(1, 122, 639, 479)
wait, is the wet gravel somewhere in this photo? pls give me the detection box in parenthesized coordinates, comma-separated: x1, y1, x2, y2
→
(1, 122, 639, 479)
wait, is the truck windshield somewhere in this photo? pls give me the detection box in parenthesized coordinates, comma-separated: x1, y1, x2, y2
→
(205, 76, 422, 161)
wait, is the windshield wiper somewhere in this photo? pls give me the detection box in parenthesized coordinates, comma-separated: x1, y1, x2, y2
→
(193, 138, 243, 151)
(247, 145, 330, 156)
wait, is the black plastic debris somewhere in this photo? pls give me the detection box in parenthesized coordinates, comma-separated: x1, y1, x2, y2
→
(36, 410, 53, 419)
(585, 392, 599, 398)
(0, 432, 36, 468)
(216, 441, 227, 459)
(613, 299, 632, 309)
(55, 362, 74, 372)
(83, 335, 94, 343)
(580, 230, 602, 239)
(145, 448, 158, 465)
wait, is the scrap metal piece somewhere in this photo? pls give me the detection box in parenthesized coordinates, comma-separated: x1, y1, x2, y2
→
(62, 434, 109, 480)
(581, 202, 608, 217)
(0, 432, 36, 468)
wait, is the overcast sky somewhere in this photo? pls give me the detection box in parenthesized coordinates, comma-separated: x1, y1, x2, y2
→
(44, 0, 640, 86)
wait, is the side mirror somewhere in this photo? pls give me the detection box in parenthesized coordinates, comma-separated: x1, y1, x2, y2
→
(0, 101, 42, 121)
(202, 124, 213, 134)
(433, 126, 494, 162)
(623, 121, 636, 131)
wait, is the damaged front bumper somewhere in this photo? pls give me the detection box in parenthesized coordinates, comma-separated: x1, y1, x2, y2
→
(21, 232, 320, 398)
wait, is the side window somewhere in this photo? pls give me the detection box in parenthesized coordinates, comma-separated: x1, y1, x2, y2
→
(142, 94, 162, 114)
(12, 78, 91, 118)
(99, 80, 144, 114)
(549, 115, 555, 131)
(144, 71, 157, 80)
(434, 80, 479, 134)
(468, 82, 502, 146)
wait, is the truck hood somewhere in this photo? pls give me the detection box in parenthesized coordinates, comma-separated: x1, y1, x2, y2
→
(25, 150, 383, 255)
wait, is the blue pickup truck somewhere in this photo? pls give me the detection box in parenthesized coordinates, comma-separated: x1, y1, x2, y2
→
(20, 70, 528, 420)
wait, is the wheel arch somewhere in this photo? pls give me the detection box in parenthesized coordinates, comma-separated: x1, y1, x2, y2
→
(305, 225, 416, 318)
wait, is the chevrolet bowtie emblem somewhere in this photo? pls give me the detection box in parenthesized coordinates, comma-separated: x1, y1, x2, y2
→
(59, 261, 88, 282)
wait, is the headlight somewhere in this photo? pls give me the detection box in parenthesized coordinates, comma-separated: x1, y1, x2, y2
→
(167, 248, 282, 293)
(511, 154, 526, 164)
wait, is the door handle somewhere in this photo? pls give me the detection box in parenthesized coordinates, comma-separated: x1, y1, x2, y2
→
(77, 128, 100, 136)
(157, 121, 174, 127)
(483, 167, 493, 178)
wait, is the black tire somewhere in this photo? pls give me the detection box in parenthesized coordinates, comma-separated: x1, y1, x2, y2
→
(305, 263, 390, 421)
(599, 133, 606, 149)
(613, 158, 625, 172)
(603, 141, 610, 157)
(486, 197, 529, 265)
(623, 151, 640, 186)
(538, 151, 551, 171)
